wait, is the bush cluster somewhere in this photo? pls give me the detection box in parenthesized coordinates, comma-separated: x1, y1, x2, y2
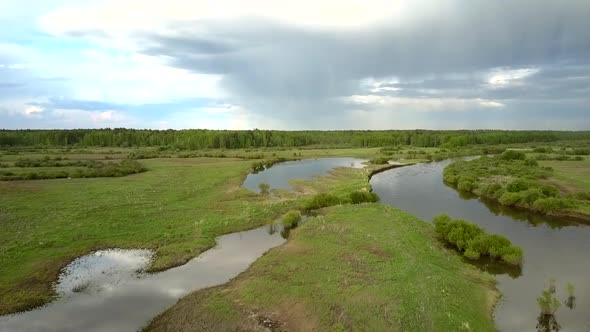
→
(349, 191, 379, 204)
(433, 214, 523, 266)
(369, 156, 390, 165)
(443, 155, 576, 213)
(282, 210, 302, 228)
(304, 193, 341, 210)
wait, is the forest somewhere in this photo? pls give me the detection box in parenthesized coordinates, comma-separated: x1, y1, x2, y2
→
(2, 129, 590, 149)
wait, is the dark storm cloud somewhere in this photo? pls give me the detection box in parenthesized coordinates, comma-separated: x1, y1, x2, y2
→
(136, 1, 590, 92)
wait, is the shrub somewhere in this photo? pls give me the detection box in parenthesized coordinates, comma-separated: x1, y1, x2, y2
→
(520, 188, 544, 205)
(349, 191, 379, 204)
(434, 214, 523, 266)
(369, 156, 390, 165)
(524, 158, 539, 166)
(539, 185, 560, 197)
(483, 183, 503, 197)
(571, 148, 590, 155)
(464, 248, 481, 260)
(457, 180, 476, 192)
(500, 150, 526, 161)
(304, 193, 341, 210)
(486, 234, 512, 258)
(501, 245, 524, 265)
(498, 192, 523, 206)
(258, 183, 270, 194)
(533, 197, 575, 212)
(506, 179, 531, 192)
(282, 210, 302, 228)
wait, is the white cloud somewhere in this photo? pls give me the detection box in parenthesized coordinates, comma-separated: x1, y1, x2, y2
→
(346, 95, 504, 111)
(39, 0, 419, 36)
(487, 67, 539, 86)
(52, 108, 131, 127)
(23, 105, 44, 117)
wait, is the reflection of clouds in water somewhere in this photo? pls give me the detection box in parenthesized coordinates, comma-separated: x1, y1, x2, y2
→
(0, 226, 286, 332)
(57, 249, 152, 296)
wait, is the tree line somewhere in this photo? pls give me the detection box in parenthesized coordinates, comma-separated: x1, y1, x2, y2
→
(1, 129, 589, 149)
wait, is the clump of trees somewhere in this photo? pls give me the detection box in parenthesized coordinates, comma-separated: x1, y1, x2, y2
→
(443, 155, 580, 214)
(349, 191, 380, 204)
(433, 214, 523, 266)
(2, 129, 589, 149)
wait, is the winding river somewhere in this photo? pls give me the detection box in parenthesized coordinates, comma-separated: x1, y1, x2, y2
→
(2, 157, 588, 331)
(371, 159, 590, 332)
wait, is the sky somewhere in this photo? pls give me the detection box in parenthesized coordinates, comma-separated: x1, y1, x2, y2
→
(1, 0, 589, 130)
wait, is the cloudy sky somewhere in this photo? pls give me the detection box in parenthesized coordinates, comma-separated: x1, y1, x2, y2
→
(1, 0, 589, 130)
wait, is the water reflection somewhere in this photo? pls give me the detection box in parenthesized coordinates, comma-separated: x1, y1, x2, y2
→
(370, 160, 590, 331)
(243, 158, 367, 192)
(0, 226, 286, 332)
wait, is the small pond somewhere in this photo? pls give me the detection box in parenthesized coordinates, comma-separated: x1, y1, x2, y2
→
(243, 157, 367, 192)
(370, 159, 590, 332)
(0, 226, 286, 332)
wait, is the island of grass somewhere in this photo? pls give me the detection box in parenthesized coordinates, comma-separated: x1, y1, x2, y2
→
(443, 150, 590, 221)
(145, 204, 498, 332)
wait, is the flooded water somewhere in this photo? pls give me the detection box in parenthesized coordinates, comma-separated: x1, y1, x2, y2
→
(243, 157, 366, 192)
(371, 160, 590, 332)
(0, 226, 286, 332)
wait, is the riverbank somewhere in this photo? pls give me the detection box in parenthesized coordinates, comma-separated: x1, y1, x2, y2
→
(145, 204, 498, 332)
(443, 154, 590, 223)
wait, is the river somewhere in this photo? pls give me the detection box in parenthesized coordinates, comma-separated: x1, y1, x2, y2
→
(371, 159, 590, 332)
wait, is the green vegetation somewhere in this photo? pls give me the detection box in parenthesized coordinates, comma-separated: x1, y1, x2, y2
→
(0, 147, 383, 315)
(281, 210, 302, 228)
(0, 159, 145, 181)
(369, 156, 390, 164)
(349, 190, 380, 204)
(2, 129, 589, 149)
(433, 214, 523, 266)
(146, 204, 498, 332)
(443, 153, 588, 216)
(303, 193, 342, 211)
(258, 182, 270, 194)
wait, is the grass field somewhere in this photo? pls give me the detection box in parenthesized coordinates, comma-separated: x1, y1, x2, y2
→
(0, 148, 381, 315)
(146, 204, 497, 332)
(0, 146, 498, 330)
(541, 158, 590, 215)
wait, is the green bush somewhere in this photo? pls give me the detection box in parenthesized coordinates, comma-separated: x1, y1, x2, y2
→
(506, 179, 531, 192)
(501, 245, 524, 266)
(456, 180, 473, 192)
(433, 214, 523, 266)
(282, 210, 302, 228)
(500, 150, 526, 161)
(498, 192, 523, 206)
(304, 193, 341, 210)
(539, 185, 559, 197)
(258, 183, 270, 194)
(349, 191, 379, 204)
(369, 156, 390, 165)
(533, 197, 575, 212)
(524, 158, 539, 166)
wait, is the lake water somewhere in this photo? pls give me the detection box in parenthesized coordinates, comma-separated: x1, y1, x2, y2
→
(370, 159, 590, 332)
(0, 226, 286, 332)
(243, 157, 367, 192)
